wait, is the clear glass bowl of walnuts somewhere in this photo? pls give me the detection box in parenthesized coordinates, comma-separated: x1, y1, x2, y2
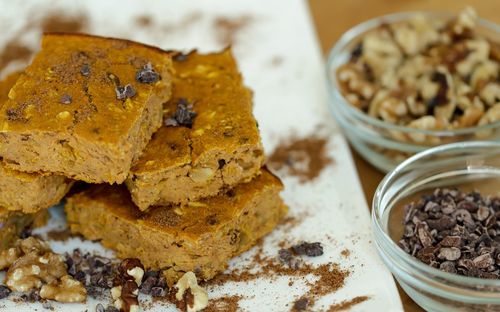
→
(327, 8, 500, 172)
(372, 141, 500, 311)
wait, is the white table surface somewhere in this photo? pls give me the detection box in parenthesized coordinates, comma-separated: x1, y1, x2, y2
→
(0, 0, 403, 311)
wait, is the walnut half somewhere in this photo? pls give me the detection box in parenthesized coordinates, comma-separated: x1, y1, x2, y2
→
(40, 275, 86, 303)
(174, 272, 208, 312)
(0, 237, 86, 303)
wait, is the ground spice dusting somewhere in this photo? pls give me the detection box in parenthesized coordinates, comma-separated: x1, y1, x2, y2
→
(135, 15, 153, 27)
(40, 13, 88, 33)
(213, 15, 253, 46)
(268, 135, 333, 183)
(0, 41, 33, 73)
(340, 249, 350, 257)
(45, 228, 74, 242)
(207, 241, 349, 311)
(0, 11, 88, 73)
(203, 295, 242, 312)
(326, 296, 370, 311)
(163, 12, 202, 34)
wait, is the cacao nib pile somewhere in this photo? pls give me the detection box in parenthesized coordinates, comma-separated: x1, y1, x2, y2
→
(398, 188, 500, 279)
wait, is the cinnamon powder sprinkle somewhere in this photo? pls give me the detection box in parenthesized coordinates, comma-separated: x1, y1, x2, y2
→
(208, 242, 349, 311)
(203, 295, 243, 312)
(46, 228, 74, 242)
(0, 11, 88, 73)
(340, 249, 350, 257)
(135, 15, 154, 28)
(213, 15, 253, 46)
(0, 41, 33, 73)
(40, 13, 88, 33)
(326, 296, 370, 311)
(268, 135, 333, 183)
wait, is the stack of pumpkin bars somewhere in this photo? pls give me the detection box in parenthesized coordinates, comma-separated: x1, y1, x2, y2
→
(0, 33, 287, 303)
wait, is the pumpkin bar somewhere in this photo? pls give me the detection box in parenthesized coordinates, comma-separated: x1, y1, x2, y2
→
(0, 208, 48, 250)
(0, 71, 73, 213)
(65, 169, 287, 284)
(126, 50, 264, 210)
(0, 164, 73, 213)
(0, 33, 173, 184)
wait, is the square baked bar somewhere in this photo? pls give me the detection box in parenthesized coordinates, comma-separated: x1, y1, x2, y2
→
(66, 169, 287, 285)
(126, 50, 264, 210)
(0, 33, 173, 183)
(0, 71, 72, 213)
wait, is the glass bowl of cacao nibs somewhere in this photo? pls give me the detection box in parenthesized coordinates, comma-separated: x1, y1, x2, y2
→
(326, 8, 500, 173)
(372, 141, 500, 311)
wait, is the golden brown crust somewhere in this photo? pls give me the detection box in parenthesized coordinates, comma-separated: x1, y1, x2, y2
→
(65, 169, 287, 284)
(0, 33, 173, 183)
(127, 50, 264, 210)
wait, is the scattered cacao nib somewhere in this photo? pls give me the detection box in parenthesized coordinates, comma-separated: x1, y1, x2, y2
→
(135, 62, 159, 84)
(0, 285, 11, 299)
(140, 274, 157, 295)
(292, 242, 324, 257)
(64, 249, 117, 298)
(20, 290, 41, 302)
(80, 63, 91, 76)
(277, 248, 302, 270)
(278, 241, 324, 269)
(115, 84, 136, 100)
(398, 188, 500, 279)
(41, 301, 53, 310)
(172, 52, 189, 62)
(19, 227, 32, 239)
(60, 94, 72, 104)
(165, 98, 197, 128)
(150, 286, 167, 297)
(278, 249, 293, 264)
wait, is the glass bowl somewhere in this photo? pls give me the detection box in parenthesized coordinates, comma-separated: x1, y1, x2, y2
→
(326, 12, 500, 173)
(372, 141, 500, 311)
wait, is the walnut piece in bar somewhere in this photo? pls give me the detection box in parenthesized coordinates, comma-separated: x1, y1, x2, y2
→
(65, 169, 287, 285)
(126, 49, 264, 210)
(0, 33, 173, 184)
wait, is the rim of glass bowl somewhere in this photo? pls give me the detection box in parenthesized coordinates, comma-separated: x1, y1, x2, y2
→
(326, 11, 500, 137)
(372, 141, 500, 294)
